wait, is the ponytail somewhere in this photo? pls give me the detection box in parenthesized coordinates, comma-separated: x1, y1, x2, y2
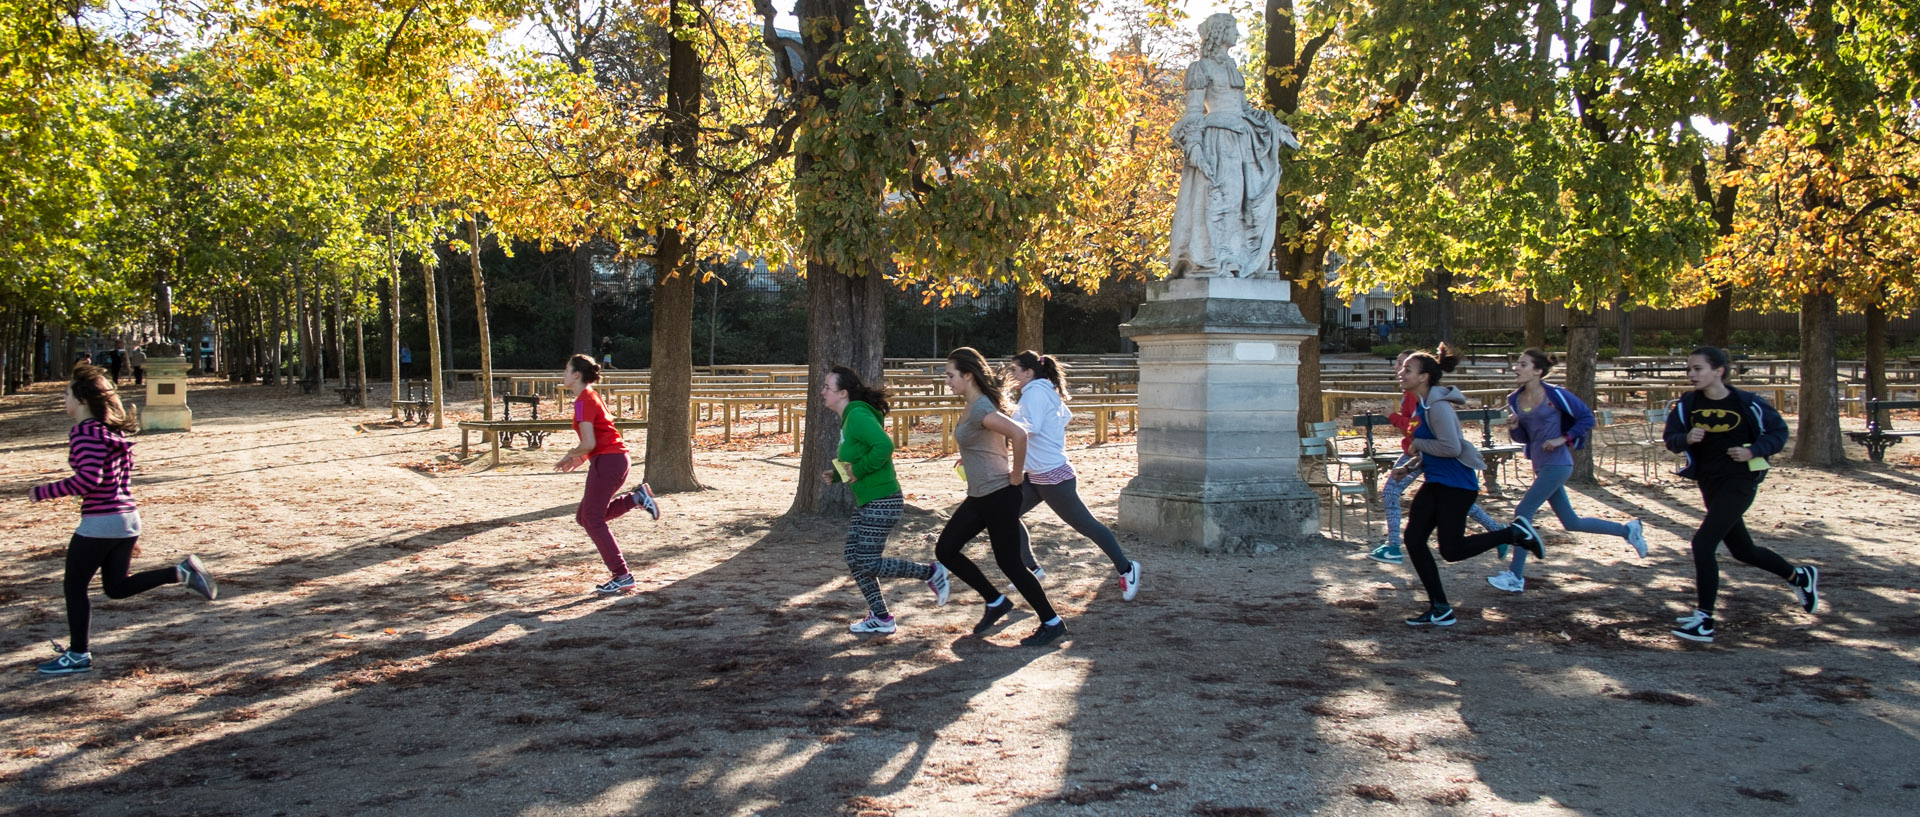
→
(1011, 350, 1069, 402)
(69, 365, 137, 433)
(1406, 343, 1461, 385)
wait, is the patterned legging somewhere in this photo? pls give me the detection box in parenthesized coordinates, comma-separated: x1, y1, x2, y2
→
(844, 493, 932, 619)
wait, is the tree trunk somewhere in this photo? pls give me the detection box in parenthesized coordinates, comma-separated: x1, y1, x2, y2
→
(1614, 290, 1635, 356)
(1432, 267, 1455, 344)
(1793, 288, 1846, 466)
(1866, 298, 1887, 401)
(1117, 300, 1137, 354)
(333, 284, 347, 385)
(422, 252, 446, 429)
(1292, 262, 1325, 424)
(435, 247, 455, 375)
(789, 257, 887, 517)
(1702, 285, 1733, 350)
(388, 225, 402, 418)
(647, 231, 701, 492)
(1694, 133, 1744, 350)
(1015, 285, 1046, 354)
(571, 243, 595, 354)
(1524, 292, 1546, 351)
(468, 218, 494, 421)
(1565, 306, 1600, 484)
(354, 273, 368, 408)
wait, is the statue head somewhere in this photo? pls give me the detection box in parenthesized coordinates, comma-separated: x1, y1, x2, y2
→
(1198, 13, 1238, 57)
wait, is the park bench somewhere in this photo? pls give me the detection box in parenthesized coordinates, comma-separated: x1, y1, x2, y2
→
(458, 418, 648, 467)
(1848, 398, 1920, 463)
(298, 377, 321, 394)
(392, 380, 435, 424)
(336, 377, 362, 406)
(498, 394, 549, 449)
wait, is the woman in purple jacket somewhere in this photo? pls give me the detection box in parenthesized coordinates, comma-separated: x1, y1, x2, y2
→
(29, 366, 216, 675)
(1484, 349, 1648, 594)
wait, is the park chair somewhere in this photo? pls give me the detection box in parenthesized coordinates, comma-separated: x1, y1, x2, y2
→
(1302, 435, 1372, 543)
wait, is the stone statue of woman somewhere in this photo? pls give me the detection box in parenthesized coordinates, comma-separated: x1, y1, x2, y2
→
(1167, 14, 1300, 279)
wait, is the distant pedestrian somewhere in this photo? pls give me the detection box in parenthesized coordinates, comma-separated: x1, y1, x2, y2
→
(556, 354, 661, 596)
(30, 365, 217, 675)
(107, 340, 125, 385)
(599, 336, 615, 370)
(129, 345, 148, 386)
(399, 343, 412, 379)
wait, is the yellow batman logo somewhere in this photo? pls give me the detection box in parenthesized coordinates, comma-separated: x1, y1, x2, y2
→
(1692, 408, 1742, 433)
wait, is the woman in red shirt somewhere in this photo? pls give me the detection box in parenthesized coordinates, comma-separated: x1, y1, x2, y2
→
(557, 354, 661, 595)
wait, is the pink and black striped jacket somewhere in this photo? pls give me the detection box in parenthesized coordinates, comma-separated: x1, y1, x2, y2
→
(32, 419, 136, 516)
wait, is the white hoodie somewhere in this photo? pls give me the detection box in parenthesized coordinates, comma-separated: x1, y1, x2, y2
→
(1011, 379, 1073, 473)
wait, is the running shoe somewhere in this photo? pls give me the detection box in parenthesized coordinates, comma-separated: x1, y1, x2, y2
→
(630, 483, 662, 521)
(849, 614, 896, 634)
(1119, 561, 1142, 601)
(594, 574, 636, 596)
(178, 555, 218, 601)
(37, 649, 92, 676)
(1671, 609, 1715, 642)
(1625, 518, 1648, 557)
(1509, 517, 1544, 559)
(1405, 605, 1456, 627)
(1791, 565, 1820, 614)
(1020, 620, 1067, 647)
(1366, 544, 1405, 565)
(1486, 570, 1525, 594)
(973, 597, 1013, 635)
(927, 562, 951, 607)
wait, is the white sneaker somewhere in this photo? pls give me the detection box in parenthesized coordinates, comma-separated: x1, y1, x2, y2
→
(927, 563, 951, 607)
(849, 615, 896, 634)
(1624, 519, 1648, 557)
(1118, 560, 1141, 601)
(1486, 570, 1525, 593)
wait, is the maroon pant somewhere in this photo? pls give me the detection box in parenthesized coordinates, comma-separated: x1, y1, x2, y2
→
(579, 453, 636, 577)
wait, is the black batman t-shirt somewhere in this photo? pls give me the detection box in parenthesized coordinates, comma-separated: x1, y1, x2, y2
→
(1688, 392, 1749, 480)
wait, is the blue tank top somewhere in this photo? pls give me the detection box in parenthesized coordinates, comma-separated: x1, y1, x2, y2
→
(1416, 400, 1478, 492)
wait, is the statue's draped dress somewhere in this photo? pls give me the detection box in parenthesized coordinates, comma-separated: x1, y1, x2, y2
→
(1167, 56, 1283, 278)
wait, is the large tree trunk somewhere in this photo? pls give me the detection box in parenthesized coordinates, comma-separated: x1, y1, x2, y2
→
(789, 256, 887, 517)
(647, 232, 701, 492)
(422, 252, 446, 429)
(1266, 0, 1324, 424)
(1565, 306, 1600, 484)
(1432, 266, 1455, 344)
(643, 0, 706, 494)
(1694, 133, 1744, 350)
(468, 218, 494, 421)
(1614, 290, 1635, 356)
(1015, 286, 1046, 354)
(571, 243, 595, 355)
(1794, 289, 1846, 465)
(1865, 297, 1887, 401)
(354, 272, 368, 408)
(1702, 285, 1733, 350)
(1524, 291, 1546, 350)
(435, 247, 455, 377)
(388, 237, 403, 419)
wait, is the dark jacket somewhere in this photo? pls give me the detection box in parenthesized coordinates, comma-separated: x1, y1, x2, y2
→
(1661, 387, 1789, 481)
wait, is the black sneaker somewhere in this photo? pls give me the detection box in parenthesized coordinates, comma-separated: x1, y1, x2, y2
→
(1509, 517, 1544, 559)
(1671, 609, 1715, 642)
(1405, 605, 1456, 627)
(37, 649, 92, 675)
(973, 597, 1013, 635)
(1019, 620, 1067, 647)
(178, 555, 218, 601)
(1791, 566, 1820, 614)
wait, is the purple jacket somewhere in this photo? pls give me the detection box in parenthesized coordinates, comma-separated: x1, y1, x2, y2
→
(1506, 383, 1596, 457)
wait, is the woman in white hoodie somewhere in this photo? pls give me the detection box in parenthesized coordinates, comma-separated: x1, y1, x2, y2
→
(1397, 347, 1544, 627)
(1008, 352, 1141, 600)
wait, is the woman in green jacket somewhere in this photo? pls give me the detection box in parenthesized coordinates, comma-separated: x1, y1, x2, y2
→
(820, 365, 950, 633)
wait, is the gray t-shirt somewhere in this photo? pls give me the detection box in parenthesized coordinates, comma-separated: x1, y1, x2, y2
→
(955, 395, 1012, 497)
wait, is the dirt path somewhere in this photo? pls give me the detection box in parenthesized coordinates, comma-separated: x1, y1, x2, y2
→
(2, 380, 1917, 816)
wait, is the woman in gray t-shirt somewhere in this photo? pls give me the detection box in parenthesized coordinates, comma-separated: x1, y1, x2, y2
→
(933, 348, 1066, 647)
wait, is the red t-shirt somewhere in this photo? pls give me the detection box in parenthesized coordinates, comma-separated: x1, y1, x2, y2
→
(573, 388, 628, 457)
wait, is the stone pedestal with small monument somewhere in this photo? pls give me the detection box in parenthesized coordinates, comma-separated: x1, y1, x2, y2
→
(1116, 13, 1318, 553)
(141, 355, 193, 432)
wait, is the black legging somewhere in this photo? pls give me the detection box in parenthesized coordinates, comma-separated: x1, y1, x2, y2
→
(1403, 482, 1528, 608)
(1691, 474, 1793, 611)
(935, 484, 1057, 622)
(1016, 478, 1131, 573)
(65, 534, 176, 653)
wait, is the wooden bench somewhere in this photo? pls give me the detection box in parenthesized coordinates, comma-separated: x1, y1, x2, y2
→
(392, 380, 435, 424)
(458, 419, 648, 467)
(1848, 398, 1920, 462)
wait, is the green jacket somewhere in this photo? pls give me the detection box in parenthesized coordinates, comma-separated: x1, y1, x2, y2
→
(834, 401, 900, 506)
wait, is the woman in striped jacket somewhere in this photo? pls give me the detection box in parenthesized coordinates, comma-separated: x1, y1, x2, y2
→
(29, 365, 216, 675)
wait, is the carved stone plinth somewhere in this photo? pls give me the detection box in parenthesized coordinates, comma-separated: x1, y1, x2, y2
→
(140, 356, 192, 432)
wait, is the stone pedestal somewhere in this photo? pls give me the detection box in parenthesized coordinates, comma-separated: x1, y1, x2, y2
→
(1117, 277, 1319, 553)
(141, 356, 193, 432)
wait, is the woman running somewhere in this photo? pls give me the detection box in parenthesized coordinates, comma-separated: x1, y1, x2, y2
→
(1008, 351, 1141, 600)
(934, 347, 1067, 646)
(1484, 348, 1648, 593)
(556, 354, 661, 596)
(1370, 345, 1502, 565)
(30, 365, 217, 675)
(1663, 346, 1816, 643)
(820, 365, 951, 633)
(1396, 347, 1545, 627)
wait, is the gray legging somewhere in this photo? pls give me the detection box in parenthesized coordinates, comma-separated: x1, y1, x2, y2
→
(1015, 478, 1131, 573)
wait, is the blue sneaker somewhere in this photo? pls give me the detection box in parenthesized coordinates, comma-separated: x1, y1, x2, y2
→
(629, 483, 662, 521)
(594, 573, 636, 596)
(178, 554, 218, 601)
(1366, 544, 1404, 565)
(37, 650, 92, 675)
